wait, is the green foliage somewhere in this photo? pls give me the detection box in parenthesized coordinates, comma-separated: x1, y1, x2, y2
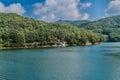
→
(55, 20, 90, 26)
(81, 16, 120, 42)
(0, 13, 101, 48)
(56, 15, 120, 42)
(109, 32, 120, 42)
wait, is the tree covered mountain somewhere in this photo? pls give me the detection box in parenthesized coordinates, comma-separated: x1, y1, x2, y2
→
(81, 15, 120, 42)
(55, 20, 90, 26)
(55, 15, 120, 42)
(0, 13, 101, 48)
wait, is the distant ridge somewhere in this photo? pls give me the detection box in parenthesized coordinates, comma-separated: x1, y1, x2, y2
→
(55, 20, 90, 26)
(55, 15, 120, 42)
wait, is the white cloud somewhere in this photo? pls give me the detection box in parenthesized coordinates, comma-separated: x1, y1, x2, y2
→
(80, 2, 92, 9)
(33, 0, 92, 22)
(81, 13, 89, 20)
(0, 2, 25, 15)
(105, 0, 120, 16)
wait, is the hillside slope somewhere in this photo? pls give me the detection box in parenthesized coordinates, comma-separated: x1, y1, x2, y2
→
(55, 15, 120, 42)
(81, 15, 120, 42)
(55, 20, 90, 26)
(0, 13, 101, 48)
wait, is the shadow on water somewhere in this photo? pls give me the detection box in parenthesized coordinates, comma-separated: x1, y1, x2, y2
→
(103, 52, 120, 59)
(0, 73, 8, 80)
(100, 43, 120, 59)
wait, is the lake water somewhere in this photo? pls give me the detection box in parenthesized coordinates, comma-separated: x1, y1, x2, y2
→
(0, 43, 120, 80)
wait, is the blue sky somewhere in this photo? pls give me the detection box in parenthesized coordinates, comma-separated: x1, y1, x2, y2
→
(0, 0, 120, 22)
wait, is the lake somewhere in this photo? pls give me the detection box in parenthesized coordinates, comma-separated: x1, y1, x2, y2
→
(0, 43, 120, 80)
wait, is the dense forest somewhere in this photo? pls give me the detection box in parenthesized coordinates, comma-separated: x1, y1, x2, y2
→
(55, 15, 120, 42)
(0, 13, 101, 48)
(55, 20, 90, 26)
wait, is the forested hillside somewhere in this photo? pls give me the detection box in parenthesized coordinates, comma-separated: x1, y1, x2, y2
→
(81, 15, 120, 42)
(0, 13, 101, 48)
(55, 20, 90, 26)
(55, 15, 120, 42)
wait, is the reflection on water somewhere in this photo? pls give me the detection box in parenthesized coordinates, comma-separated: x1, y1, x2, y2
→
(0, 43, 120, 80)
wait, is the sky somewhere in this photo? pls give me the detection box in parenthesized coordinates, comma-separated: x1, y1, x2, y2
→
(0, 0, 120, 22)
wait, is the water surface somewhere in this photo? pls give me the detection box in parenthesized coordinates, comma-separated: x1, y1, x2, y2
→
(0, 43, 120, 80)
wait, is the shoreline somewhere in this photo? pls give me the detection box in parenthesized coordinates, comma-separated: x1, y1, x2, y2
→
(0, 42, 100, 50)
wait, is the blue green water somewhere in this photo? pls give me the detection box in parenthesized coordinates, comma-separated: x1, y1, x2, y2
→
(0, 43, 120, 80)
